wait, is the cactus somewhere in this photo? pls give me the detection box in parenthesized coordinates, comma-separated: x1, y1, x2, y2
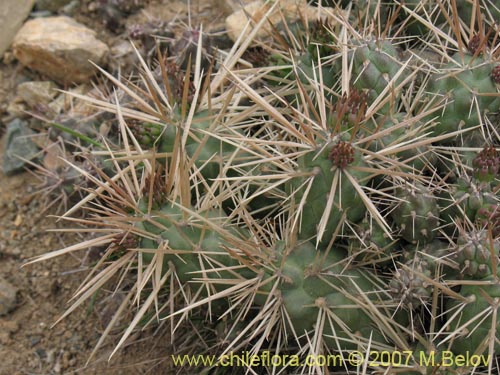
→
(269, 49, 337, 95)
(350, 38, 407, 114)
(25, 2, 500, 373)
(348, 214, 399, 266)
(423, 53, 500, 142)
(391, 183, 440, 245)
(258, 240, 394, 350)
(473, 146, 500, 183)
(475, 203, 500, 238)
(369, 113, 436, 171)
(128, 120, 163, 148)
(447, 279, 500, 356)
(287, 140, 370, 244)
(438, 177, 498, 238)
(389, 240, 453, 309)
(137, 199, 252, 292)
(328, 88, 368, 132)
(399, 0, 500, 37)
(451, 229, 500, 279)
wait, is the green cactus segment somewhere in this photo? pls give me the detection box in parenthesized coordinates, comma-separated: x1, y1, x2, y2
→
(390, 241, 453, 308)
(425, 53, 500, 140)
(268, 241, 344, 295)
(475, 203, 500, 237)
(270, 51, 337, 91)
(351, 0, 389, 25)
(351, 39, 406, 114)
(439, 179, 480, 230)
(281, 287, 318, 335)
(391, 184, 440, 244)
(348, 215, 399, 266)
(288, 141, 370, 243)
(306, 20, 336, 60)
(321, 269, 389, 350)
(400, 0, 500, 37)
(447, 280, 500, 356)
(369, 113, 436, 171)
(269, 241, 388, 349)
(139, 199, 185, 235)
(398, 0, 446, 37)
(451, 230, 500, 279)
(137, 201, 247, 286)
(454, 0, 500, 29)
(276, 19, 336, 63)
(129, 122, 163, 148)
(157, 110, 239, 181)
(156, 110, 281, 215)
(438, 178, 497, 237)
(390, 257, 433, 309)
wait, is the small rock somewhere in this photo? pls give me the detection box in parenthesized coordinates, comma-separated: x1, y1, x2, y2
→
(35, 0, 72, 13)
(53, 358, 62, 374)
(0, 276, 18, 315)
(0, 320, 20, 333)
(109, 39, 138, 73)
(0, 331, 11, 344)
(0, 0, 35, 56)
(61, 0, 80, 15)
(17, 81, 58, 108)
(6, 101, 28, 120)
(45, 83, 88, 116)
(12, 16, 109, 84)
(47, 93, 66, 115)
(65, 84, 94, 117)
(1, 51, 15, 64)
(2, 119, 39, 175)
(46, 349, 55, 365)
(225, 0, 338, 43)
(30, 336, 42, 346)
(87, 1, 98, 12)
(30, 10, 53, 18)
(0, 319, 19, 344)
(35, 348, 47, 359)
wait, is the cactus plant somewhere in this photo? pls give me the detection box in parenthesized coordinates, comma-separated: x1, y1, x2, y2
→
(390, 240, 454, 309)
(23, 1, 500, 374)
(447, 279, 500, 356)
(349, 38, 408, 115)
(423, 53, 500, 142)
(451, 229, 500, 278)
(391, 183, 440, 245)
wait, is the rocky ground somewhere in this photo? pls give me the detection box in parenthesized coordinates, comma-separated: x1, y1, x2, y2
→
(0, 0, 249, 373)
(0, 140, 174, 374)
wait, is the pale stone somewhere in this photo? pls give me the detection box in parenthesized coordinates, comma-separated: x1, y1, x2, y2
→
(17, 81, 58, 108)
(66, 84, 94, 118)
(6, 101, 28, 121)
(12, 16, 109, 84)
(47, 84, 89, 115)
(225, 0, 338, 43)
(0, 0, 35, 56)
(47, 93, 66, 115)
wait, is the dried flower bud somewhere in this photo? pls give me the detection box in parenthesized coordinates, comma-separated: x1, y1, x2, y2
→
(473, 146, 499, 182)
(329, 141, 355, 169)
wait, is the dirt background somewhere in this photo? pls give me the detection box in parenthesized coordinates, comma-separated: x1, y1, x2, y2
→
(0, 0, 237, 373)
